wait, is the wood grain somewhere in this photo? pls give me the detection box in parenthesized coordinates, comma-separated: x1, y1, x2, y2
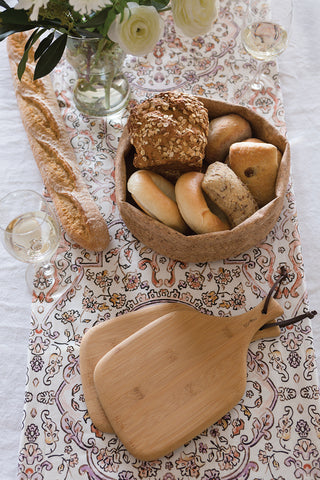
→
(93, 298, 283, 458)
(81, 302, 280, 432)
(80, 302, 191, 431)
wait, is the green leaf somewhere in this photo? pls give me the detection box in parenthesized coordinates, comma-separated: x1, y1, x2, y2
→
(80, 7, 112, 28)
(0, 0, 10, 8)
(0, 23, 35, 38)
(34, 30, 54, 60)
(0, 7, 32, 25)
(0, 7, 62, 30)
(17, 47, 30, 80)
(34, 32, 67, 80)
(102, 9, 116, 37)
(137, 0, 170, 9)
(17, 28, 45, 80)
(114, 0, 128, 14)
(24, 27, 45, 51)
(0, 32, 11, 41)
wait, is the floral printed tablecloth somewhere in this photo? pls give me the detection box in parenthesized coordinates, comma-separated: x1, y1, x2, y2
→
(17, 2, 320, 479)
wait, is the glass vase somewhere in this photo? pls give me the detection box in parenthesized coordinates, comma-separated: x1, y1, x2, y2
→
(66, 37, 130, 116)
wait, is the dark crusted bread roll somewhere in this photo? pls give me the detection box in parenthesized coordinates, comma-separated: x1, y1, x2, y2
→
(127, 92, 209, 181)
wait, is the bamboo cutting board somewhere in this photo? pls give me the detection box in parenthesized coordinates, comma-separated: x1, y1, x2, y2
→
(80, 302, 191, 432)
(94, 297, 283, 460)
(80, 302, 280, 433)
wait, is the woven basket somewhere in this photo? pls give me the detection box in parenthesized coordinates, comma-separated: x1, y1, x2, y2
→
(115, 97, 290, 263)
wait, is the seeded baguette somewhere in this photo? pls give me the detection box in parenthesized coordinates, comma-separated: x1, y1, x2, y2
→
(7, 32, 110, 251)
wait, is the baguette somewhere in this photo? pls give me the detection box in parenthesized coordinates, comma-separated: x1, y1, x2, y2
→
(6, 32, 110, 252)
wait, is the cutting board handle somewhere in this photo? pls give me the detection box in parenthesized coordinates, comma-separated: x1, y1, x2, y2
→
(224, 296, 284, 341)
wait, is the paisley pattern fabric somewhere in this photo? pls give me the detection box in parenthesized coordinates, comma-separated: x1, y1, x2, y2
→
(17, 2, 320, 479)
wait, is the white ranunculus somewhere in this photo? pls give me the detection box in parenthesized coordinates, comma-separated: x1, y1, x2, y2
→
(171, 0, 220, 38)
(108, 2, 164, 56)
(15, 0, 49, 21)
(68, 0, 112, 15)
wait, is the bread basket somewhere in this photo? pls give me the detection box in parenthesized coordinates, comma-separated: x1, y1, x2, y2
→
(115, 97, 290, 263)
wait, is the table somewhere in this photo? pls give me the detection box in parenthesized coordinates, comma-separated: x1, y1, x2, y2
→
(0, 0, 319, 477)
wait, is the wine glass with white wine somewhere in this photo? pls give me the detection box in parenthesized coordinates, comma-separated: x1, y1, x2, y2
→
(241, 0, 293, 92)
(0, 190, 61, 295)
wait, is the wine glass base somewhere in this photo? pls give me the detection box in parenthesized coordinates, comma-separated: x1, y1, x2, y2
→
(25, 262, 75, 300)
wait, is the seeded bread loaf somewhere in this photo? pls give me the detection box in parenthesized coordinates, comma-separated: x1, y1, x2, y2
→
(128, 92, 209, 181)
(7, 32, 110, 252)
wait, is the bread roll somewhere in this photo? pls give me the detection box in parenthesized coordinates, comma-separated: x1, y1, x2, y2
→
(205, 114, 252, 163)
(127, 170, 188, 233)
(128, 92, 209, 181)
(7, 32, 110, 252)
(228, 141, 279, 207)
(202, 162, 258, 227)
(175, 172, 230, 234)
(226, 137, 282, 166)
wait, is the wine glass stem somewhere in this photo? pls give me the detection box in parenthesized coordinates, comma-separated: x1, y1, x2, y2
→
(41, 262, 55, 278)
(251, 61, 265, 91)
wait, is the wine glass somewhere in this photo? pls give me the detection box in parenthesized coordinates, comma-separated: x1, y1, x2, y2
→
(0, 190, 61, 294)
(241, 0, 293, 92)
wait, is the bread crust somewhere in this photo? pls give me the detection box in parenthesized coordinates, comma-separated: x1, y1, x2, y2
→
(128, 92, 209, 181)
(175, 172, 230, 234)
(7, 32, 110, 251)
(229, 141, 279, 207)
(205, 113, 252, 163)
(127, 170, 188, 233)
(202, 162, 258, 227)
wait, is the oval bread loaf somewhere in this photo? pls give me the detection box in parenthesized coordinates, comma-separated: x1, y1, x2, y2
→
(202, 162, 259, 227)
(7, 32, 110, 252)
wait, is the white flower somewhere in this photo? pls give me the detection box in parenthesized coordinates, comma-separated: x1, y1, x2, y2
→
(15, 0, 50, 21)
(108, 2, 164, 56)
(14, 0, 112, 20)
(69, 0, 112, 15)
(171, 0, 220, 38)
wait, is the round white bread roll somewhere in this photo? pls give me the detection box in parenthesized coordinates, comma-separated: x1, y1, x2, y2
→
(175, 172, 230, 234)
(127, 170, 188, 233)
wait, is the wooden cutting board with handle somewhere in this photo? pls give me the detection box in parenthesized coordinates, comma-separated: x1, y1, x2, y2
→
(94, 297, 283, 460)
(80, 302, 280, 433)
